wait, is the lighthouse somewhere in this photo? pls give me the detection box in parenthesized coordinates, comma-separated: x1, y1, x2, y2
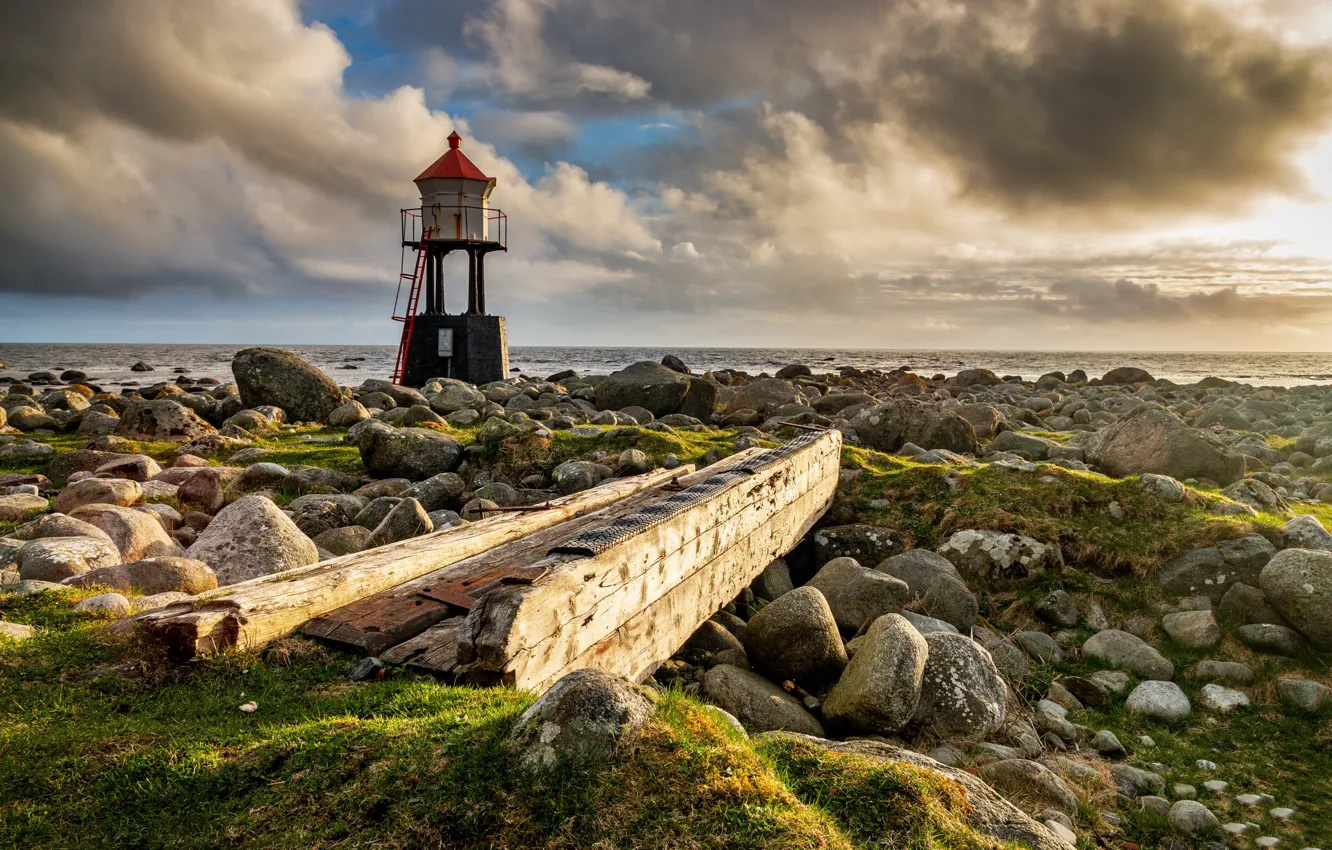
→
(390, 131, 509, 387)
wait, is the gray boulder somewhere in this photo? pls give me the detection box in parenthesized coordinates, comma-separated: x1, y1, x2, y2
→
(68, 504, 177, 562)
(114, 400, 217, 441)
(1157, 534, 1276, 602)
(812, 524, 902, 566)
(850, 400, 980, 455)
(595, 361, 717, 419)
(186, 495, 318, 585)
(911, 632, 1006, 739)
(1276, 678, 1329, 713)
(1168, 800, 1221, 836)
(1140, 473, 1186, 503)
(553, 460, 611, 495)
(66, 556, 216, 595)
(232, 347, 347, 423)
(1161, 610, 1221, 649)
(920, 574, 978, 631)
(822, 614, 928, 735)
(742, 586, 847, 689)
(365, 497, 432, 548)
(427, 380, 487, 414)
(978, 759, 1079, 816)
(1281, 514, 1332, 551)
(937, 529, 1059, 582)
(1259, 548, 1332, 648)
(1082, 630, 1174, 680)
(750, 558, 794, 601)
(877, 549, 961, 595)
(506, 669, 654, 775)
(701, 665, 824, 735)
(805, 557, 910, 633)
(1035, 590, 1079, 628)
(725, 378, 799, 415)
(15, 536, 121, 582)
(355, 421, 461, 480)
(1237, 622, 1309, 656)
(1126, 680, 1191, 723)
(1083, 405, 1245, 484)
(400, 472, 466, 512)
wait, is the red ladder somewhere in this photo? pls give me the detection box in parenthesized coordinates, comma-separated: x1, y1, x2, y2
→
(391, 226, 434, 385)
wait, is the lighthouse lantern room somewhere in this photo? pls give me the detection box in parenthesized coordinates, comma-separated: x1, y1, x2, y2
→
(391, 131, 509, 387)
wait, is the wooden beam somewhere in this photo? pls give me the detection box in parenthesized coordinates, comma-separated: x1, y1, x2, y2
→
(457, 431, 841, 691)
(133, 466, 690, 660)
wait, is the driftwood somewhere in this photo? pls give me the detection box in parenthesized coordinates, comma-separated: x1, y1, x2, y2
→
(134, 466, 688, 660)
(457, 430, 842, 691)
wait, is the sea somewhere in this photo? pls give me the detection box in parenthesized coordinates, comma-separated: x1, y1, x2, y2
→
(2, 343, 1332, 389)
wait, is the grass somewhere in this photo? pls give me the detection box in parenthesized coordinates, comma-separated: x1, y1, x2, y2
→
(839, 448, 1260, 576)
(0, 592, 1015, 850)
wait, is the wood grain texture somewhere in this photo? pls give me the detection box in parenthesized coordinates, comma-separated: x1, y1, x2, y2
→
(133, 466, 688, 660)
(457, 431, 842, 690)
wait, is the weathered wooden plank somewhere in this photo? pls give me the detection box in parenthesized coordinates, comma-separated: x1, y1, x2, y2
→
(379, 616, 467, 677)
(457, 431, 841, 690)
(133, 466, 688, 660)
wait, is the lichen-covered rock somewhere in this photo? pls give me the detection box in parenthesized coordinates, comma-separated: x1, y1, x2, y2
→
(66, 556, 216, 595)
(1259, 548, 1332, 648)
(506, 669, 655, 775)
(427, 380, 487, 414)
(806, 557, 910, 633)
(937, 529, 1058, 582)
(1157, 534, 1275, 602)
(742, 586, 847, 689)
(311, 525, 372, 556)
(1083, 405, 1245, 484)
(552, 459, 611, 495)
(68, 504, 177, 562)
(1161, 610, 1221, 650)
(232, 347, 348, 423)
(911, 632, 1006, 739)
(1281, 515, 1332, 551)
(185, 495, 318, 585)
(0, 493, 49, 523)
(365, 497, 432, 548)
(850, 400, 980, 455)
(701, 665, 825, 736)
(1140, 473, 1186, 503)
(354, 421, 462, 481)
(760, 734, 1070, 850)
(725, 377, 799, 415)
(1082, 630, 1174, 680)
(12, 514, 116, 547)
(595, 361, 717, 419)
(114, 400, 217, 441)
(51, 478, 143, 514)
(978, 759, 1079, 816)
(822, 614, 927, 735)
(812, 524, 903, 568)
(15, 536, 121, 582)
(327, 400, 371, 427)
(1126, 680, 1191, 723)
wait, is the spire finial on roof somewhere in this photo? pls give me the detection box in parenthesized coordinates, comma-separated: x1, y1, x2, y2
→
(448, 131, 461, 149)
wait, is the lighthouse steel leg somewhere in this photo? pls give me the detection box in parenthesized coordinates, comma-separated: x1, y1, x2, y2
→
(477, 253, 486, 315)
(467, 249, 478, 315)
(424, 245, 436, 314)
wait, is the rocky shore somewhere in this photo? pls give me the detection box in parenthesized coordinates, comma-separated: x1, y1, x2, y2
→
(3, 348, 1332, 849)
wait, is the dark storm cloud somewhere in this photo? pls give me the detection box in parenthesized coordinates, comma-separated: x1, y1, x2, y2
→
(383, 0, 1332, 214)
(1034, 278, 1320, 322)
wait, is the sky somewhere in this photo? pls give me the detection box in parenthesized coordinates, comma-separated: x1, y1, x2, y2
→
(3, 0, 1332, 351)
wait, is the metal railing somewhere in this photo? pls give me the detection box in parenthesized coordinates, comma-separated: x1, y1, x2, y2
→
(401, 205, 507, 248)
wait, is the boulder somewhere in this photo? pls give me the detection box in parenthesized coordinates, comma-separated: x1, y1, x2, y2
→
(365, 497, 432, 548)
(506, 669, 655, 775)
(355, 421, 462, 480)
(1101, 367, 1154, 384)
(1168, 800, 1221, 837)
(1276, 678, 1329, 713)
(231, 347, 347, 423)
(66, 556, 216, 595)
(311, 525, 373, 556)
(750, 558, 794, 600)
(725, 378, 799, 415)
(68, 504, 177, 561)
(427, 380, 487, 415)
(937, 529, 1058, 582)
(1140, 473, 1186, 503)
(1281, 515, 1332, 551)
(1237, 622, 1308, 656)
(94, 454, 163, 482)
(51, 478, 143, 514)
(399, 472, 466, 512)
(176, 469, 227, 514)
(327, 401, 371, 427)
(812, 524, 902, 567)
(553, 460, 611, 495)
(877, 549, 962, 595)
(805, 557, 910, 633)
(1259, 548, 1332, 648)
(595, 361, 717, 419)
(1035, 590, 1080, 628)
(47, 449, 125, 486)
(1157, 535, 1276, 602)
(701, 665, 824, 736)
(1082, 405, 1245, 484)
(822, 614, 928, 735)
(1082, 630, 1174, 680)
(1126, 680, 1191, 723)
(850, 400, 979, 455)
(979, 759, 1079, 816)
(185, 495, 318, 585)
(1161, 610, 1221, 650)
(15, 536, 121, 582)
(1197, 684, 1249, 714)
(12, 513, 115, 547)
(911, 633, 1006, 739)
(74, 592, 132, 616)
(920, 575, 978, 631)
(114, 400, 217, 441)
(742, 586, 847, 689)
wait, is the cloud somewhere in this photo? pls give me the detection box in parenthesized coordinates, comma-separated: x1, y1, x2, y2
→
(1033, 277, 1322, 322)
(0, 0, 659, 301)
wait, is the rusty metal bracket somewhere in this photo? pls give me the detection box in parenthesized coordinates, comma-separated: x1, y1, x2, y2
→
(471, 502, 555, 514)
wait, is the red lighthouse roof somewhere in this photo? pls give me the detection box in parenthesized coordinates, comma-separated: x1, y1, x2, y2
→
(414, 131, 492, 182)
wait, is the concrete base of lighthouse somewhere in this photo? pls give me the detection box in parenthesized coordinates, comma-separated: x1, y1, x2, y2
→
(401, 314, 509, 387)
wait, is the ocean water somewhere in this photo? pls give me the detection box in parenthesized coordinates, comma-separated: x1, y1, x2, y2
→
(2, 343, 1332, 389)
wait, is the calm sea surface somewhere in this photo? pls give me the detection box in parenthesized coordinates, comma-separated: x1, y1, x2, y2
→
(2, 343, 1332, 388)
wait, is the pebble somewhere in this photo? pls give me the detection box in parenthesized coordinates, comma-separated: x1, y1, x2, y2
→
(239, 701, 258, 713)
(1195, 759, 1217, 771)
(1256, 838, 1280, 849)
(1043, 819, 1078, 845)
(1138, 734, 1156, 747)
(1237, 794, 1264, 806)
(1224, 823, 1253, 837)
(1270, 808, 1294, 820)
(1173, 784, 1197, 800)
(1202, 780, 1228, 793)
